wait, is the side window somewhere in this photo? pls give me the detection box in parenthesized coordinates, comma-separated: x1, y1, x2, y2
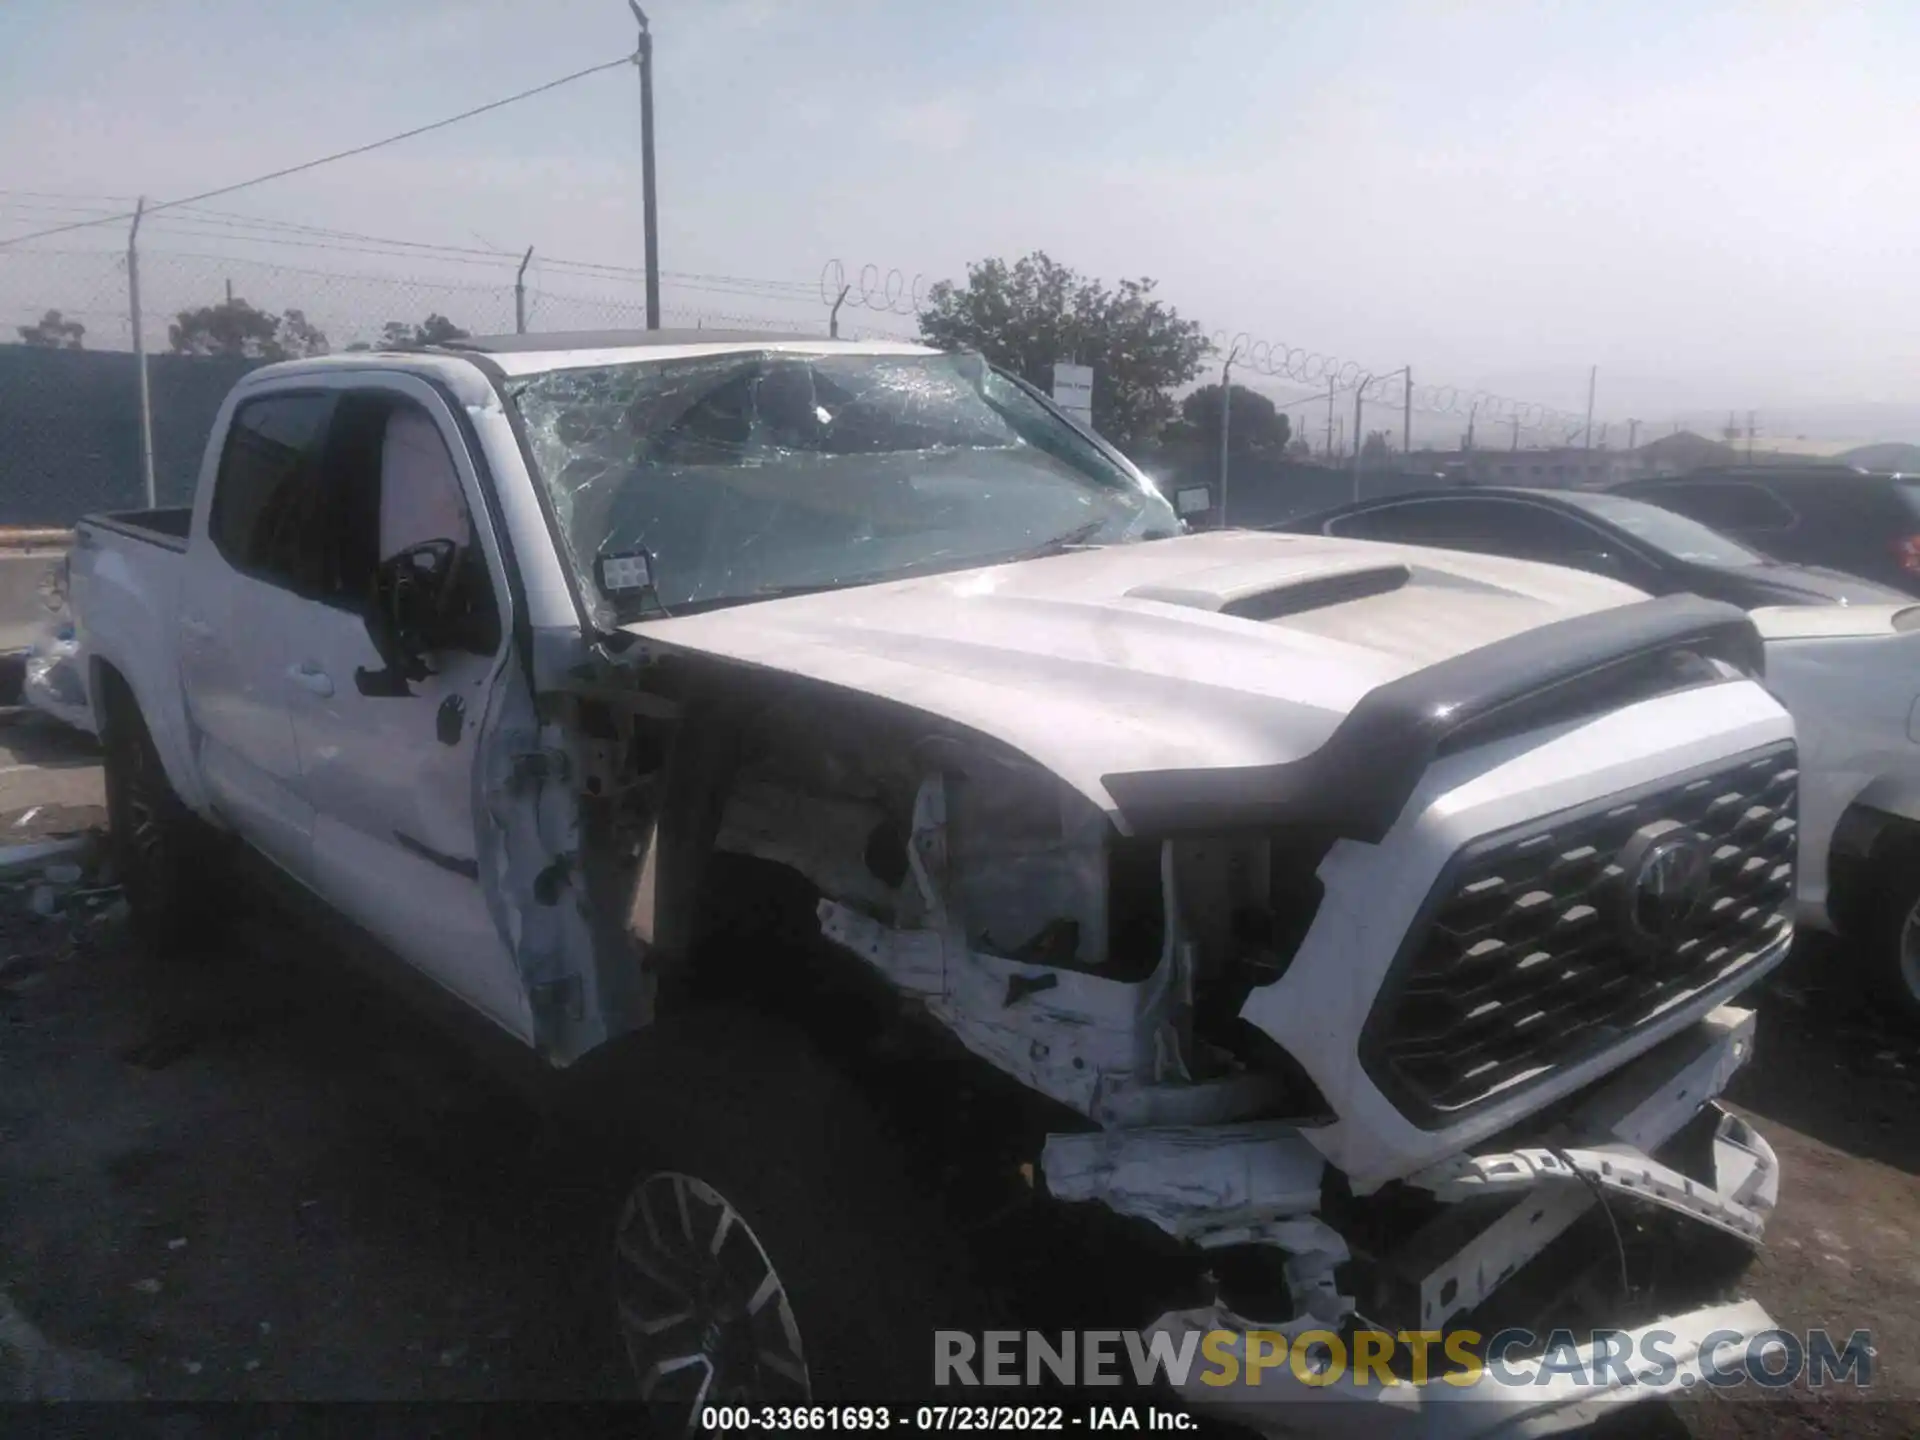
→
(208, 393, 336, 591)
(1330, 500, 1616, 567)
(379, 407, 475, 561)
(1642, 482, 1795, 534)
(1327, 500, 1475, 543)
(315, 391, 500, 654)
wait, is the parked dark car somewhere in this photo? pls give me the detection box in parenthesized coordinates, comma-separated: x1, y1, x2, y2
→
(1270, 486, 1912, 607)
(1611, 466, 1920, 596)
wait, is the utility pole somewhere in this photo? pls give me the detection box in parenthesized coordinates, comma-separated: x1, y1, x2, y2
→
(629, 2, 661, 329)
(1218, 343, 1241, 526)
(128, 197, 156, 509)
(1465, 401, 1478, 453)
(1746, 410, 1756, 463)
(1350, 373, 1372, 503)
(1402, 365, 1412, 461)
(1510, 414, 1520, 452)
(514, 246, 534, 334)
(1583, 364, 1597, 449)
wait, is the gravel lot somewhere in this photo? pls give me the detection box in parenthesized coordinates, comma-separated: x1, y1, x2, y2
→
(0, 713, 1915, 1434)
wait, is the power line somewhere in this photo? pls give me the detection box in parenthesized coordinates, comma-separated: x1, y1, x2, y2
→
(3, 199, 822, 300)
(0, 53, 636, 251)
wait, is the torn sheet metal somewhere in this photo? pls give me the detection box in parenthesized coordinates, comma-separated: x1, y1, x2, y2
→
(1400, 1006, 1771, 1331)
(820, 897, 1176, 1117)
(1406, 1126, 1773, 1244)
(815, 771, 1195, 1119)
(1038, 1122, 1326, 1244)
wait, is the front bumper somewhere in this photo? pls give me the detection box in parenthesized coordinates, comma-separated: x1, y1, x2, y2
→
(1138, 1008, 1782, 1437)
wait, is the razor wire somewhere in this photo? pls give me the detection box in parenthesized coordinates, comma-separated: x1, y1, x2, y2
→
(1207, 328, 1589, 436)
(819, 258, 932, 316)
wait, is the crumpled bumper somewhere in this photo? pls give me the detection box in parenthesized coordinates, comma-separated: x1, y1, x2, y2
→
(1147, 1298, 1779, 1439)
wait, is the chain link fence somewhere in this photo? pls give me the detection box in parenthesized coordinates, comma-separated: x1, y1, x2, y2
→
(0, 243, 909, 527)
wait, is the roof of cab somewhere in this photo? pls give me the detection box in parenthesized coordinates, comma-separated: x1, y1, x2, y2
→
(233, 331, 947, 389)
(440, 329, 943, 376)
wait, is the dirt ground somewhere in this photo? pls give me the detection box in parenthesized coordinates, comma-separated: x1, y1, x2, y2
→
(0, 713, 1916, 1435)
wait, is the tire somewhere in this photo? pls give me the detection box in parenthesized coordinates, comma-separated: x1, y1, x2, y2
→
(583, 1008, 991, 1420)
(1863, 850, 1920, 1025)
(101, 673, 217, 955)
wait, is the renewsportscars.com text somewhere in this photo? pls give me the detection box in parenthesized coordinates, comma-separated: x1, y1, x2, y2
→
(934, 1327, 1875, 1391)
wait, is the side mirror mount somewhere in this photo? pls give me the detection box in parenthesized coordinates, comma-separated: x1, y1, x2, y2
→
(356, 540, 459, 698)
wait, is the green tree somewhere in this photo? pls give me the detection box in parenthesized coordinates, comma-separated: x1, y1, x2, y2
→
(917, 251, 1210, 448)
(278, 308, 330, 358)
(1360, 429, 1393, 468)
(16, 309, 85, 349)
(377, 313, 471, 349)
(1174, 383, 1290, 452)
(167, 296, 330, 359)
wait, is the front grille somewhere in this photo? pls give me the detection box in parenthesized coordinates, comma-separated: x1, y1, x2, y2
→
(1362, 742, 1796, 1125)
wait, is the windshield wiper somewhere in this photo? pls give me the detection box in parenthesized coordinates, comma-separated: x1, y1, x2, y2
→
(631, 524, 1116, 622)
(998, 519, 1108, 561)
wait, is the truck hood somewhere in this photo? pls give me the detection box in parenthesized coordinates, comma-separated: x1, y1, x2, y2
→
(628, 531, 1647, 818)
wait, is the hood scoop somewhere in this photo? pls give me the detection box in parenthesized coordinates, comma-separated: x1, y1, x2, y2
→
(1128, 560, 1413, 623)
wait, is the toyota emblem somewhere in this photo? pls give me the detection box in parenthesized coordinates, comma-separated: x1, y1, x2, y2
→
(1617, 822, 1711, 953)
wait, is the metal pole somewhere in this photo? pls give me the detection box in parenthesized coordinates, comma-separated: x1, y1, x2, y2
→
(829, 284, 849, 338)
(1511, 415, 1519, 452)
(1218, 344, 1240, 526)
(128, 197, 157, 510)
(514, 246, 534, 333)
(1324, 383, 1335, 459)
(1350, 373, 1371, 502)
(1629, 418, 1641, 451)
(1402, 365, 1411, 461)
(1583, 365, 1597, 449)
(629, 3, 660, 330)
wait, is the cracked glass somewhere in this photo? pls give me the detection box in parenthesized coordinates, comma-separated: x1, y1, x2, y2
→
(504, 349, 1177, 622)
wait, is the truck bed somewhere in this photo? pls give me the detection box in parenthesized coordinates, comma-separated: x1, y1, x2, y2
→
(81, 508, 192, 553)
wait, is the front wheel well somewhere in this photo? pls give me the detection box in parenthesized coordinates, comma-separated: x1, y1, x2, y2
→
(89, 657, 134, 743)
(1827, 805, 1920, 938)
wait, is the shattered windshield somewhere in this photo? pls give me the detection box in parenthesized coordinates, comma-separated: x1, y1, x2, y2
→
(503, 349, 1178, 622)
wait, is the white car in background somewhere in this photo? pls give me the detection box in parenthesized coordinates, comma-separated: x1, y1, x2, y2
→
(1758, 602, 1920, 1019)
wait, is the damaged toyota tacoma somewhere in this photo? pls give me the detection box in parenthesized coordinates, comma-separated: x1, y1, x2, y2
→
(70, 333, 1796, 1433)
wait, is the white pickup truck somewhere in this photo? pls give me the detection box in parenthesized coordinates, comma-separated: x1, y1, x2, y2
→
(72, 332, 1798, 1433)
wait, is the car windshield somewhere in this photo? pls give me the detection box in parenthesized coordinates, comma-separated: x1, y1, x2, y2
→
(1554, 491, 1765, 567)
(502, 348, 1177, 621)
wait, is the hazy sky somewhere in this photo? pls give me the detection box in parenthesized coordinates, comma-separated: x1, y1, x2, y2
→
(4, 0, 1918, 441)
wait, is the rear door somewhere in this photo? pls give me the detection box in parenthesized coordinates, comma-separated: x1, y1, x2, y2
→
(1620, 480, 1798, 550)
(176, 390, 334, 876)
(279, 375, 532, 1041)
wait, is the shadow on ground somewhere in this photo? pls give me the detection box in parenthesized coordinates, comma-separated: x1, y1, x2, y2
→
(0, 885, 620, 1401)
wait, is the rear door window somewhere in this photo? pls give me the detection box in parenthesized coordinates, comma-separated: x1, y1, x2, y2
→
(208, 392, 337, 592)
(1328, 497, 1607, 562)
(1633, 481, 1796, 534)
